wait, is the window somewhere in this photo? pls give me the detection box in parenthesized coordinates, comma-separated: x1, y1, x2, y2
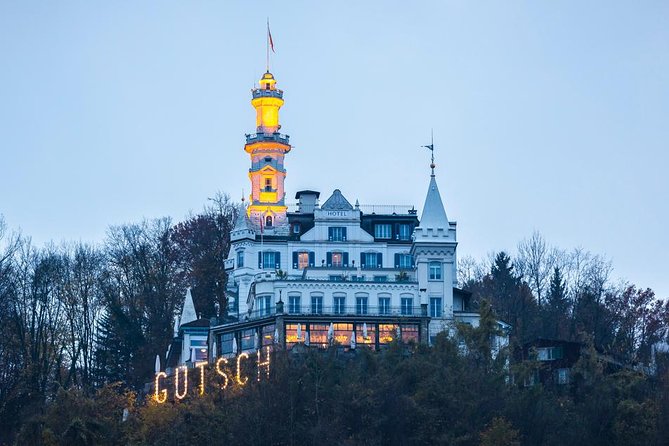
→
(334, 295, 346, 314)
(395, 253, 413, 269)
(293, 251, 314, 269)
(430, 297, 443, 317)
(356, 323, 376, 345)
(259, 251, 280, 269)
(537, 347, 563, 361)
(264, 178, 272, 192)
(374, 223, 392, 239)
(333, 323, 353, 345)
(190, 339, 208, 361)
(401, 324, 419, 343)
(373, 275, 388, 282)
(236, 250, 244, 268)
(265, 215, 273, 227)
(329, 275, 344, 282)
(288, 295, 301, 314)
(356, 296, 368, 314)
(379, 324, 398, 344)
(262, 324, 275, 346)
(241, 329, 255, 351)
(293, 223, 301, 234)
(556, 368, 570, 385)
(429, 262, 442, 280)
(311, 295, 323, 314)
(309, 323, 328, 346)
(361, 252, 382, 268)
(379, 297, 391, 315)
(398, 224, 412, 241)
(220, 333, 234, 355)
(401, 297, 414, 315)
(328, 226, 347, 241)
(264, 156, 272, 163)
(258, 295, 271, 316)
(351, 275, 365, 282)
(327, 251, 349, 267)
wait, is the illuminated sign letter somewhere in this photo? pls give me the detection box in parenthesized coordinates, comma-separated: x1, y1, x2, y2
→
(216, 357, 229, 389)
(175, 366, 188, 400)
(196, 361, 207, 395)
(236, 352, 249, 386)
(257, 346, 270, 382)
(154, 372, 167, 403)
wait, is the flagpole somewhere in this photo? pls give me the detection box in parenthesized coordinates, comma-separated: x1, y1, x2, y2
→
(266, 18, 270, 72)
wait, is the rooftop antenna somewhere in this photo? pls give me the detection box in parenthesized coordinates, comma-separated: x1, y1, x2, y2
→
(421, 129, 435, 176)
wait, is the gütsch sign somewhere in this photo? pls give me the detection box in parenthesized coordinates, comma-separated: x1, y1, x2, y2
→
(153, 346, 271, 403)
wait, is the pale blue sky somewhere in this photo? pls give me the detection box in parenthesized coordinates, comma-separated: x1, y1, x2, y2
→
(1, 1, 667, 298)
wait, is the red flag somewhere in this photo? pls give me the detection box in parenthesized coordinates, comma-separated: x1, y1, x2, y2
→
(268, 21, 275, 53)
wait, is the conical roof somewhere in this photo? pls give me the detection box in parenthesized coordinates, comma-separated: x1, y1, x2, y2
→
(419, 176, 449, 230)
(180, 288, 197, 325)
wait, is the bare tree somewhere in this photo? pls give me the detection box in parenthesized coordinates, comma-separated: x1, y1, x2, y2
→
(515, 231, 561, 305)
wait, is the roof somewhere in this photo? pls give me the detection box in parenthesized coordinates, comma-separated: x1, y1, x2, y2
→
(321, 189, 353, 211)
(180, 318, 211, 329)
(419, 176, 449, 229)
(180, 288, 198, 325)
(295, 190, 321, 199)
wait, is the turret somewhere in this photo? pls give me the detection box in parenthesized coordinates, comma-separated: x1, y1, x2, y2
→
(245, 71, 291, 229)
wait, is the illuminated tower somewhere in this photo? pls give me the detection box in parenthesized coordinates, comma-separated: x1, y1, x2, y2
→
(245, 71, 291, 230)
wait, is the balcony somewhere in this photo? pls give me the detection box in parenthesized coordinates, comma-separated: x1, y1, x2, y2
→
(245, 132, 290, 145)
(252, 88, 283, 99)
(243, 305, 426, 321)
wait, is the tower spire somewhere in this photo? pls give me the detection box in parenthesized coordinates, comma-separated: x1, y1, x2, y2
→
(421, 129, 435, 177)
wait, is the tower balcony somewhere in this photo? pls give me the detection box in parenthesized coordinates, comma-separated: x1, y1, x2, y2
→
(245, 132, 290, 145)
(252, 88, 283, 99)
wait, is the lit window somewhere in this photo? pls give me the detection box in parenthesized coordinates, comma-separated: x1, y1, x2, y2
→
(430, 297, 442, 318)
(331, 252, 343, 267)
(401, 297, 414, 315)
(298, 252, 309, 269)
(429, 262, 442, 280)
(401, 324, 419, 343)
(236, 250, 244, 268)
(398, 224, 412, 241)
(288, 296, 301, 313)
(379, 324, 397, 344)
(328, 227, 346, 241)
(374, 224, 392, 239)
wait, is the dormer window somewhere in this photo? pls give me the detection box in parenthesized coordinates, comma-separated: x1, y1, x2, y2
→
(265, 215, 273, 228)
(264, 156, 272, 163)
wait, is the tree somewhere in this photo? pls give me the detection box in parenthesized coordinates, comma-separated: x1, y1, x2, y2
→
(543, 266, 571, 339)
(480, 417, 520, 446)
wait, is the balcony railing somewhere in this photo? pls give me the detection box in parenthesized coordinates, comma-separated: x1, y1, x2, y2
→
(245, 132, 290, 145)
(252, 88, 284, 99)
(242, 305, 426, 320)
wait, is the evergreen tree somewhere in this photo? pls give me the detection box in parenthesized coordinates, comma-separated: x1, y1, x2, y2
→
(543, 266, 570, 339)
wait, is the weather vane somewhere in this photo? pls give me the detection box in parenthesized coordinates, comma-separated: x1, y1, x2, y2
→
(421, 129, 435, 176)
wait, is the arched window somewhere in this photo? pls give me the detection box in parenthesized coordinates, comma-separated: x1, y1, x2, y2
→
(265, 215, 273, 227)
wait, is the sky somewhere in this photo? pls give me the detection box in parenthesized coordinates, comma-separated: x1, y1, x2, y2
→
(1, 1, 667, 298)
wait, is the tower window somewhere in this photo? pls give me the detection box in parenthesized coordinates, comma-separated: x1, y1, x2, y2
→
(264, 156, 272, 163)
(264, 178, 272, 192)
(429, 262, 442, 280)
(265, 215, 273, 227)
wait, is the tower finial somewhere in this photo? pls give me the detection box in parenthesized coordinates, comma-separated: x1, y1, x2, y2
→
(421, 129, 435, 177)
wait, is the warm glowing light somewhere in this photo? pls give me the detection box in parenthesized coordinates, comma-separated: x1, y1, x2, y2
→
(175, 366, 188, 400)
(196, 361, 207, 395)
(216, 357, 229, 389)
(257, 346, 270, 382)
(236, 353, 249, 386)
(154, 372, 167, 404)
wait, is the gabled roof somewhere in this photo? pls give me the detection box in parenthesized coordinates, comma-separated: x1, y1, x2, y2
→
(321, 189, 353, 211)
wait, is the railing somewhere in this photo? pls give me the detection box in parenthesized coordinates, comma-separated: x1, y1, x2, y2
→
(252, 88, 284, 99)
(358, 204, 416, 215)
(254, 273, 416, 284)
(245, 132, 290, 145)
(241, 305, 426, 320)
